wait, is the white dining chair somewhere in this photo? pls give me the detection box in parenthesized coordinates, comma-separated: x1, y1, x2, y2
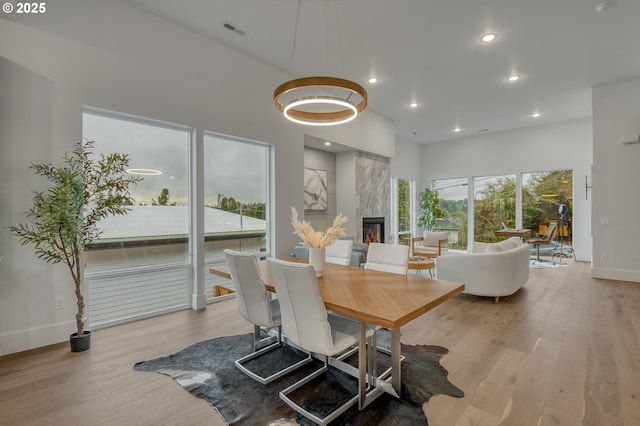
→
(267, 257, 375, 426)
(224, 250, 311, 384)
(325, 239, 353, 266)
(364, 243, 409, 275)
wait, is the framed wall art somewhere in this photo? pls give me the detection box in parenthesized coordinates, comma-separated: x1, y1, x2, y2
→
(304, 168, 328, 211)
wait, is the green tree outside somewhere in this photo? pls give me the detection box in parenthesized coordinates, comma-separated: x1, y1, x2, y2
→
(398, 179, 410, 233)
(473, 171, 572, 243)
(216, 193, 266, 220)
(157, 188, 170, 206)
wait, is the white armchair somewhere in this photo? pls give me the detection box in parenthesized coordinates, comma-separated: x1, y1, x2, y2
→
(411, 230, 449, 258)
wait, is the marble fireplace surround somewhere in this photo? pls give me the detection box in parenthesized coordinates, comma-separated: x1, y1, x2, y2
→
(337, 150, 391, 243)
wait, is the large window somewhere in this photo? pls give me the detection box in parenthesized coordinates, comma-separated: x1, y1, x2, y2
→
(204, 133, 269, 297)
(522, 170, 573, 241)
(474, 174, 516, 243)
(82, 110, 273, 326)
(433, 178, 468, 250)
(429, 170, 574, 251)
(391, 177, 415, 245)
(83, 113, 191, 270)
(83, 111, 191, 327)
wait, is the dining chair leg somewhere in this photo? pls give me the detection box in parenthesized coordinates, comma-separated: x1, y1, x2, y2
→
(236, 325, 312, 385)
(280, 355, 359, 426)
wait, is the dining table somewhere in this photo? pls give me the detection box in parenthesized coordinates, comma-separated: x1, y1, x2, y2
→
(209, 256, 464, 409)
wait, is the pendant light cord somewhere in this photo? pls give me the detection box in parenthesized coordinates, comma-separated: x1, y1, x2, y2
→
(334, 0, 345, 76)
(288, 0, 302, 77)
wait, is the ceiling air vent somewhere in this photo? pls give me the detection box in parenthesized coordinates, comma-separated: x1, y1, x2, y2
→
(223, 21, 246, 36)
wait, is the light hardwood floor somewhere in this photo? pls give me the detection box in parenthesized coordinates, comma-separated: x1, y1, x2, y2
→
(1, 260, 639, 425)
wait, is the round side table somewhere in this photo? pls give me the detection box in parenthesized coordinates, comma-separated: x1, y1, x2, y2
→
(407, 257, 435, 277)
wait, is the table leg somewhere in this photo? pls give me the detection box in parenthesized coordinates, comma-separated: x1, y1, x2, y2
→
(358, 321, 367, 409)
(391, 329, 401, 395)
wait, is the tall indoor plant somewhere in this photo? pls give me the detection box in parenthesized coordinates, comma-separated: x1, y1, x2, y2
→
(9, 140, 141, 352)
(417, 188, 441, 231)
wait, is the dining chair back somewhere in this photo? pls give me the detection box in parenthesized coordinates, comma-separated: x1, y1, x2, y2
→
(325, 239, 354, 266)
(267, 258, 363, 355)
(364, 243, 409, 275)
(224, 250, 310, 384)
(224, 249, 275, 328)
(267, 257, 374, 425)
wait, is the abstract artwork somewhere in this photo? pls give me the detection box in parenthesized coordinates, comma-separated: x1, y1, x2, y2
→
(304, 168, 328, 211)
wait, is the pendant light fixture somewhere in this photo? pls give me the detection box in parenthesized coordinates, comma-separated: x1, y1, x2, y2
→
(273, 1, 367, 126)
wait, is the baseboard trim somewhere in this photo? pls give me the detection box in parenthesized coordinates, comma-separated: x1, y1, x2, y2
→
(0, 320, 74, 356)
(573, 251, 591, 262)
(0, 341, 67, 362)
(591, 267, 640, 283)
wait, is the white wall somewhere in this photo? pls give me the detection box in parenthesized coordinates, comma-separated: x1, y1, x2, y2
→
(420, 118, 593, 261)
(0, 1, 394, 355)
(592, 78, 640, 283)
(391, 137, 422, 182)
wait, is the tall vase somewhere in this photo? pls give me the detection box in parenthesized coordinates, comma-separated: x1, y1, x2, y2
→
(308, 247, 326, 277)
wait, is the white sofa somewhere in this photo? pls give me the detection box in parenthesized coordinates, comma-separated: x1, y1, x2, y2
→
(435, 237, 530, 302)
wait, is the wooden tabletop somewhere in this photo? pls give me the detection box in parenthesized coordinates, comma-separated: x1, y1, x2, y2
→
(210, 257, 464, 330)
(494, 228, 531, 239)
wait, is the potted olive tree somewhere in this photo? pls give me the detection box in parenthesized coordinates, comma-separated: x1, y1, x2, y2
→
(9, 140, 141, 352)
(417, 188, 442, 231)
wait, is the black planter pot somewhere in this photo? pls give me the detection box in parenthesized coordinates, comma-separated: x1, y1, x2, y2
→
(70, 330, 91, 352)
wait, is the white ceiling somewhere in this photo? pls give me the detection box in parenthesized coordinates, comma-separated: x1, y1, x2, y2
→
(124, 0, 640, 144)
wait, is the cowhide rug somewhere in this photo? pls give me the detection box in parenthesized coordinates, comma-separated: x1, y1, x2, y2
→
(134, 331, 463, 425)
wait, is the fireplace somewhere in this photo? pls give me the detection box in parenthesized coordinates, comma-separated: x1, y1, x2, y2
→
(363, 217, 385, 244)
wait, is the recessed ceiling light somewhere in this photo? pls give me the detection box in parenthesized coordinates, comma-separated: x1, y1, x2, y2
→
(368, 77, 378, 84)
(507, 75, 520, 82)
(324, 141, 331, 146)
(410, 103, 418, 108)
(531, 112, 541, 118)
(453, 127, 462, 133)
(481, 33, 497, 43)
